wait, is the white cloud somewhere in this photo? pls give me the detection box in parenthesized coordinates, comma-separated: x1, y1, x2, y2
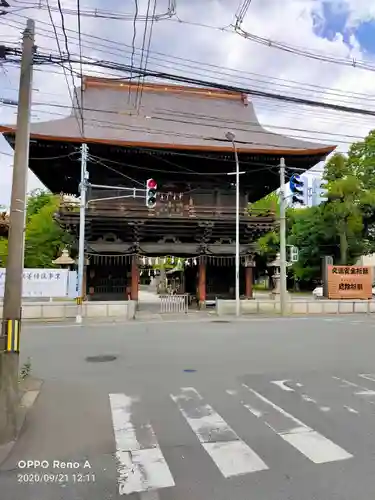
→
(0, 0, 375, 206)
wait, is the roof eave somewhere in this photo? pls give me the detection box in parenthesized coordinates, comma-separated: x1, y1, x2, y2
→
(0, 126, 336, 157)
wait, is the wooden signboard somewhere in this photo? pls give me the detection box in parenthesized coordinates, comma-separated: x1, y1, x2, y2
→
(327, 265, 372, 299)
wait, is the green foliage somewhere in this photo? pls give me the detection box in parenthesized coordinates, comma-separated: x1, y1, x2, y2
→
(26, 189, 52, 220)
(0, 237, 8, 267)
(0, 190, 72, 269)
(24, 193, 72, 268)
(252, 129, 375, 287)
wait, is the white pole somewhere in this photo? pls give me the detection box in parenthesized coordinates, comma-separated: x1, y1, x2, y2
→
(76, 143, 88, 324)
(234, 142, 240, 317)
(279, 157, 287, 316)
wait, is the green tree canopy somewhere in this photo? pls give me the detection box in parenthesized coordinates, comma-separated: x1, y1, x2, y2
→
(0, 190, 72, 269)
(24, 192, 72, 268)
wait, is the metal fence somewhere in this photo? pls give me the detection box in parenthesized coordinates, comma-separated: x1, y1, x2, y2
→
(159, 294, 189, 314)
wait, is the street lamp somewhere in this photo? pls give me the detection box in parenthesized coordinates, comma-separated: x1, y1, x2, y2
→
(225, 131, 240, 317)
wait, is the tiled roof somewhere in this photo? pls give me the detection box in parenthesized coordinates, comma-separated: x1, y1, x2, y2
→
(0, 77, 336, 155)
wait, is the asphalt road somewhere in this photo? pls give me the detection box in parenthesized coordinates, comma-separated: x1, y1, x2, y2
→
(1, 315, 375, 500)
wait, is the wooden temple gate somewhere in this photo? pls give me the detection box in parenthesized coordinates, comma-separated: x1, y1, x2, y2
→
(58, 192, 275, 313)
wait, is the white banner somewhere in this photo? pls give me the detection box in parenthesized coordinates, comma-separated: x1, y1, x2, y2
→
(0, 268, 69, 298)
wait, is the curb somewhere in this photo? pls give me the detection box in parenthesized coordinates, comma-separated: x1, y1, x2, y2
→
(0, 378, 43, 467)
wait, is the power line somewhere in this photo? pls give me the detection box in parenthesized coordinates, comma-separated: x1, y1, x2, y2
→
(9, 0, 177, 21)
(45, 0, 83, 136)
(6, 12, 375, 105)
(76, 0, 84, 135)
(1, 97, 369, 146)
(3, 45, 375, 118)
(55, 0, 84, 135)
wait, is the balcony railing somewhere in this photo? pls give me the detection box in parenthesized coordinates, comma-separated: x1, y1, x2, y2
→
(59, 198, 275, 221)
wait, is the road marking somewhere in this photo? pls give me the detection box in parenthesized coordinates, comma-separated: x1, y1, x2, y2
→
(242, 384, 352, 464)
(359, 374, 375, 383)
(271, 380, 295, 392)
(171, 387, 268, 477)
(319, 407, 331, 412)
(301, 394, 317, 403)
(333, 377, 375, 396)
(344, 406, 359, 414)
(109, 394, 175, 495)
(140, 492, 160, 500)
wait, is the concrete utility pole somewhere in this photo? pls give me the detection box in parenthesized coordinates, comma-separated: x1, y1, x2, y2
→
(225, 131, 241, 317)
(0, 19, 34, 445)
(279, 157, 287, 316)
(76, 143, 88, 324)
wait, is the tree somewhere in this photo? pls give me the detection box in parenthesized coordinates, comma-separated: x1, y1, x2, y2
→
(26, 188, 52, 220)
(288, 205, 336, 286)
(0, 238, 8, 267)
(24, 193, 72, 268)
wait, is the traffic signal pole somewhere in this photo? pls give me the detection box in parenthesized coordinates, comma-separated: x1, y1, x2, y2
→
(0, 19, 34, 445)
(279, 157, 287, 316)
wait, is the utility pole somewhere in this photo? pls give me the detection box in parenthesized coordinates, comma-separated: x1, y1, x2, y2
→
(279, 157, 287, 316)
(0, 19, 34, 445)
(225, 131, 241, 317)
(76, 143, 88, 324)
(234, 144, 240, 317)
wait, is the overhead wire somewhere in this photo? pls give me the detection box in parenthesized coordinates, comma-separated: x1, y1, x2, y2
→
(5, 12, 375, 105)
(2, 42, 374, 119)
(55, 0, 84, 135)
(45, 0, 83, 136)
(128, 0, 139, 104)
(5, 13, 375, 110)
(76, 0, 84, 135)
(135, 0, 157, 112)
(9, 0, 176, 21)
(0, 95, 370, 148)
(134, 0, 151, 110)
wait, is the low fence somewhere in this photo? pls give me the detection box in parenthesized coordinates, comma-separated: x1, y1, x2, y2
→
(0, 301, 136, 321)
(159, 294, 189, 314)
(1, 298, 375, 321)
(216, 299, 375, 316)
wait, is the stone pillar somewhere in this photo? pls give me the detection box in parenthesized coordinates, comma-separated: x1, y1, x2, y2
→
(245, 266, 253, 299)
(198, 257, 206, 309)
(131, 257, 139, 301)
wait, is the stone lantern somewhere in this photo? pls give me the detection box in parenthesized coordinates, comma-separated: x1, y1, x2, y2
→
(52, 248, 75, 269)
(267, 253, 291, 299)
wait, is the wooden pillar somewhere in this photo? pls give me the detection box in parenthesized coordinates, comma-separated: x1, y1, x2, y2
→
(198, 257, 206, 308)
(131, 257, 139, 301)
(245, 266, 253, 299)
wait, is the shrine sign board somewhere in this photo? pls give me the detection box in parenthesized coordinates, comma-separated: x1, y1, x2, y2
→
(327, 265, 372, 299)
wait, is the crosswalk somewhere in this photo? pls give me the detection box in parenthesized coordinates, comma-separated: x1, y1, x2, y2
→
(108, 373, 375, 496)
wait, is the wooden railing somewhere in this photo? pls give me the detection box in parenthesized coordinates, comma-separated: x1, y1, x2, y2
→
(59, 199, 275, 220)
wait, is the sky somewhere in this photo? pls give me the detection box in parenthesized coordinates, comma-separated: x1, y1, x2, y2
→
(1, 0, 375, 207)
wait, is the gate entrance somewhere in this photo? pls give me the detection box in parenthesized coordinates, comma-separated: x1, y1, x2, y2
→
(159, 294, 189, 314)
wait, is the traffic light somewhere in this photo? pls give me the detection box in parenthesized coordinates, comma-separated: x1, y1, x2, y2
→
(289, 174, 306, 205)
(146, 178, 157, 208)
(311, 178, 328, 206)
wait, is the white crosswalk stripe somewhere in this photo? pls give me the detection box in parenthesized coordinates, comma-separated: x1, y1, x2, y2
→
(171, 387, 268, 477)
(109, 381, 361, 494)
(109, 393, 175, 496)
(230, 384, 353, 464)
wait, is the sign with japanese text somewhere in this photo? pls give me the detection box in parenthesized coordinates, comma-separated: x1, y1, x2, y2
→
(327, 265, 372, 299)
(0, 268, 70, 298)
